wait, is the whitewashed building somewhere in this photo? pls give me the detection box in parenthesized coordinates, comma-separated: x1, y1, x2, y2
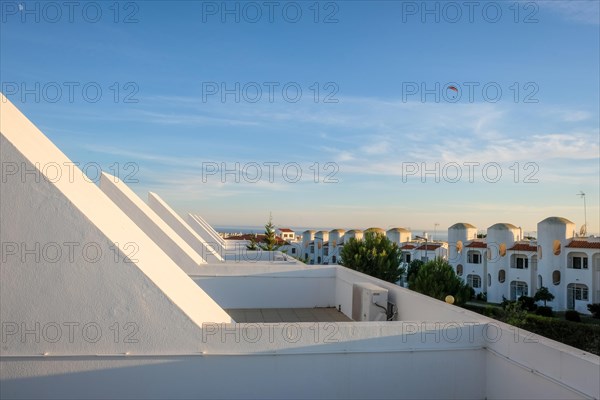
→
(447, 218, 600, 314)
(1, 95, 598, 399)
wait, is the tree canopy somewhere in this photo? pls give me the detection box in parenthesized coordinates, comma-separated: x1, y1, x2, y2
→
(408, 258, 472, 305)
(339, 232, 404, 283)
(534, 286, 555, 307)
(258, 216, 281, 251)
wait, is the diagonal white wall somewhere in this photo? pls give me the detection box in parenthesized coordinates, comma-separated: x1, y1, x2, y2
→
(189, 213, 225, 246)
(148, 192, 224, 263)
(186, 214, 224, 253)
(0, 94, 231, 356)
(99, 172, 207, 272)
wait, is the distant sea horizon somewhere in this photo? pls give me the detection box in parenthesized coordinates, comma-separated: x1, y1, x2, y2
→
(214, 225, 454, 241)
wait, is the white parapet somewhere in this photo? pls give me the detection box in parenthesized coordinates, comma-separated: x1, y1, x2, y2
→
(148, 192, 224, 263)
(99, 172, 207, 272)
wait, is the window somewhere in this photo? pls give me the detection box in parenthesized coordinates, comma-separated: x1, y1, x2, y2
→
(467, 251, 481, 264)
(510, 281, 528, 300)
(515, 257, 528, 269)
(305, 253, 308, 260)
(291, 248, 296, 254)
(405, 253, 411, 263)
(488, 273, 492, 287)
(310, 245, 314, 253)
(537, 275, 542, 288)
(498, 269, 506, 283)
(552, 270, 561, 285)
(499, 243, 506, 257)
(324, 247, 329, 256)
(332, 256, 337, 264)
(456, 264, 463, 276)
(553, 240, 561, 255)
(317, 256, 321, 264)
(567, 283, 589, 301)
(467, 274, 481, 288)
(571, 256, 588, 269)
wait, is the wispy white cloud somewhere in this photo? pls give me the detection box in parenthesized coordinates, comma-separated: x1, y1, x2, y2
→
(540, 0, 600, 25)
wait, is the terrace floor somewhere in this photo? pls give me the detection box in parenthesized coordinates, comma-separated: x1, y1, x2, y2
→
(226, 307, 352, 323)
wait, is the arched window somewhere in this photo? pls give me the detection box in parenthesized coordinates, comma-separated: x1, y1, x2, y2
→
(552, 270, 561, 285)
(488, 273, 492, 287)
(498, 269, 506, 283)
(553, 240, 561, 256)
(456, 264, 463, 276)
(499, 243, 506, 257)
(510, 281, 528, 300)
(567, 283, 589, 301)
(537, 275, 542, 288)
(467, 274, 481, 288)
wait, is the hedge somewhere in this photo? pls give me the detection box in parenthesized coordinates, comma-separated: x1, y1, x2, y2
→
(462, 304, 600, 356)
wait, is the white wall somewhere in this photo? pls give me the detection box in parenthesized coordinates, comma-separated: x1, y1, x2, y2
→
(148, 192, 224, 262)
(0, 96, 230, 360)
(1, 322, 488, 400)
(192, 265, 336, 309)
(99, 172, 207, 273)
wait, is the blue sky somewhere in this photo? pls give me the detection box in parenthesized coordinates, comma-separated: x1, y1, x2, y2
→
(1, 0, 599, 235)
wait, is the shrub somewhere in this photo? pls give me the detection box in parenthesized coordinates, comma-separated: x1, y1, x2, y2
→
(502, 301, 528, 327)
(468, 287, 476, 300)
(536, 306, 554, 317)
(587, 303, 600, 319)
(476, 292, 488, 302)
(523, 314, 600, 355)
(565, 310, 581, 322)
(518, 295, 538, 312)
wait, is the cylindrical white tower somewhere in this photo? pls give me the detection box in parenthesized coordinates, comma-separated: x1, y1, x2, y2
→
(386, 227, 411, 244)
(537, 217, 575, 311)
(344, 229, 363, 242)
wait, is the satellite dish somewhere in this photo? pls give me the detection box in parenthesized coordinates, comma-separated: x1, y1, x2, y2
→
(580, 224, 587, 237)
(456, 240, 463, 254)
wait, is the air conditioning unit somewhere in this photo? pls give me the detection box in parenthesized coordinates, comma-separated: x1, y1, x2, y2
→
(352, 282, 388, 321)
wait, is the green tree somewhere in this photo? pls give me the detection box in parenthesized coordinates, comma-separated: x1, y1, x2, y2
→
(409, 258, 472, 305)
(246, 234, 259, 250)
(406, 259, 424, 284)
(339, 232, 404, 283)
(258, 215, 281, 251)
(534, 286, 555, 307)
